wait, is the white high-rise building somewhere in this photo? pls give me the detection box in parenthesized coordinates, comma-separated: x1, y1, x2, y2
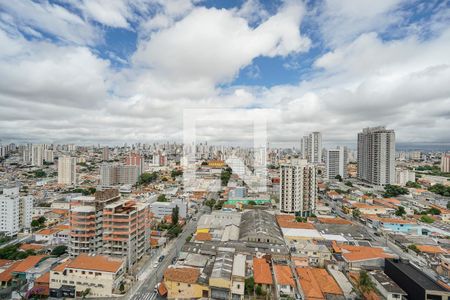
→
(58, 155, 77, 185)
(357, 126, 395, 185)
(44, 149, 54, 163)
(301, 132, 323, 163)
(280, 159, 317, 217)
(325, 146, 348, 180)
(0, 187, 33, 236)
(32, 144, 44, 167)
(100, 164, 139, 186)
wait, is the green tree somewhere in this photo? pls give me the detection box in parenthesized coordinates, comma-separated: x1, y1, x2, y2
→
(420, 215, 435, 224)
(295, 216, 307, 223)
(221, 167, 232, 186)
(157, 194, 167, 202)
(352, 208, 361, 219)
(138, 172, 158, 185)
(34, 169, 46, 178)
(37, 216, 46, 225)
(383, 184, 409, 197)
(81, 288, 91, 299)
(248, 200, 257, 206)
(51, 245, 67, 257)
(428, 184, 450, 197)
(428, 207, 441, 215)
(345, 181, 353, 187)
(395, 206, 406, 217)
(255, 285, 263, 296)
(335, 175, 343, 182)
(204, 199, 216, 209)
(245, 277, 255, 295)
(172, 205, 179, 225)
(406, 181, 421, 188)
(447, 201, 450, 210)
(171, 169, 183, 179)
(408, 244, 419, 253)
(355, 270, 376, 296)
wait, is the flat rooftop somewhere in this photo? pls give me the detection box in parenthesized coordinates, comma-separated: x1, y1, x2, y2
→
(387, 259, 447, 292)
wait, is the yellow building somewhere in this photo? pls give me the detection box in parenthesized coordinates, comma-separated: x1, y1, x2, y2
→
(163, 267, 209, 299)
(208, 160, 225, 168)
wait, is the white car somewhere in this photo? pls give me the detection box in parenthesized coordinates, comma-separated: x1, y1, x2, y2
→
(153, 262, 159, 268)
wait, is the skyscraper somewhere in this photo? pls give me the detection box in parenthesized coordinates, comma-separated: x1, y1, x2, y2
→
(102, 146, 109, 161)
(280, 159, 317, 217)
(58, 155, 77, 185)
(357, 126, 395, 185)
(31, 144, 44, 167)
(325, 146, 348, 180)
(301, 132, 322, 163)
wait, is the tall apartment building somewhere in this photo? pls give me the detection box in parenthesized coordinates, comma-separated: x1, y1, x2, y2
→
(357, 126, 395, 185)
(102, 146, 110, 161)
(100, 164, 139, 186)
(22, 143, 32, 164)
(103, 200, 150, 269)
(58, 155, 77, 185)
(69, 189, 120, 257)
(325, 146, 348, 180)
(125, 153, 144, 175)
(31, 144, 44, 167)
(44, 149, 54, 163)
(301, 132, 322, 163)
(441, 154, 450, 173)
(280, 159, 317, 217)
(0, 187, 33, 236)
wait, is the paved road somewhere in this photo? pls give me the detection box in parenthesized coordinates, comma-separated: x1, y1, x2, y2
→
(127, 207, 207, 300)
(0, 234, 31, 249)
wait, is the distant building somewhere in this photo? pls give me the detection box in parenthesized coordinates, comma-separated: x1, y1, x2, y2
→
(44, 149, 54, 163)
(441, 154, 450, 173)
(150, 199, 187, 219)
(395, 168, 415, 186)
(100, 164, 139, 186)
(125, 153, 144, 175)
(325, 146, 348, 180)
(357, 126, 395, 185)
(58, 155, 77, 186)
(280, 159, 317, 217)
(31, 144, 44, 167)
(102, 146, 109, 161)
(0, 187, 33, 236)
(301, 132, 322, 163)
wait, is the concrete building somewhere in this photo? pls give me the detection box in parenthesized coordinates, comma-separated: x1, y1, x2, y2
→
(357, 126, 395, 185)
(280, 159, 317, 216)
(58, 155, 77, 186)
(125, 153, 144, 175)
(103, 200, 150, 269)
(44, 149, 54, 163)
(49, 254, 125, 298)
(325, 146, 347, 180)
(0, 187, 33, 236)
(102, 146, 109, 161)
(369, 270, 406, 300)
(100, 164, 139, 186)
(150, 199, 187, 219)
(31, 144, 44, 167)
(442, 154, 450, 173)
(301, 132, 322, 163)
(395, 168, 416, 186)
(68, 189, 120, 257)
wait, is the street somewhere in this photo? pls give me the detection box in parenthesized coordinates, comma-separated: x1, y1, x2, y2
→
(127, 206, 208, 300)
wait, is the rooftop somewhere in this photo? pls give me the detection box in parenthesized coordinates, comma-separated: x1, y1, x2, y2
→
(273, 264, 295, 287)
(253, 257, 273, 285)
(297, 267, 343, 299)
(67, 254, 123, 273)
(369, 270, 405, 295)
(164, 267, 200, 284)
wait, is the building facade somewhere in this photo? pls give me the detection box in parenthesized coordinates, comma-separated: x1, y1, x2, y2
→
(325, 146, 347, 180)
(442, 154, 450, 173)
(0, 187, 33, 236)
(280, 159, 317, 216)
(357, 126, 395, 185)
(58, 155, 77, 186)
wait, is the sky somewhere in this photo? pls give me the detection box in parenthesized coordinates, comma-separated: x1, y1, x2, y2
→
(0, 0, 449, 147)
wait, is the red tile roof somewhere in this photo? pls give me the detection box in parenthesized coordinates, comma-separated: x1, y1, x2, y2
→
(273, 265, 295, 287)
(67, 254, 123, 273)
(253, 258, 273, 285)
(164, 267, 200, 284)
(13, 255, 46, 273)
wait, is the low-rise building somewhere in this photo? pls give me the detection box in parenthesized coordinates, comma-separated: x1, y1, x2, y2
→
(369, 270, 407, 300)
(163, 267, 209, 299)
(253, 257, 273, 293)
(49, 254, 125, 298)
(273, 264, 296, 297)
(296, 267, 344, 300)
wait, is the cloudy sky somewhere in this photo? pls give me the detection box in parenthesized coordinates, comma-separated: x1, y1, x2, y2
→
(0, 0, 449, 147)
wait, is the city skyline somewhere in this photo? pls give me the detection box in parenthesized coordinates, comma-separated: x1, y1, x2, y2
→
(0, 0, 449, 145)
